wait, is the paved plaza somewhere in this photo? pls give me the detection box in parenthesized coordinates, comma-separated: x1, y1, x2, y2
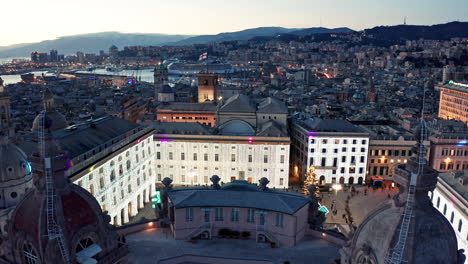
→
(320, 185, 399, 234)
(126, 228, 341, 264)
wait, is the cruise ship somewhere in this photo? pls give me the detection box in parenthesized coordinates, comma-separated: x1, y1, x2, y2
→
(167, 61, 233, 75)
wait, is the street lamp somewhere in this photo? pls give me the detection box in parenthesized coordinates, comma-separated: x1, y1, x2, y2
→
(332, 183, 342, 196)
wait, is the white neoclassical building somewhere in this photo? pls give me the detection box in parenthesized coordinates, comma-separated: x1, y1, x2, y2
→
(146, 122, 290, 188)
(291, 119, 370, 185)
(22, 116, 156, 226)
(429, 170, 468, 255)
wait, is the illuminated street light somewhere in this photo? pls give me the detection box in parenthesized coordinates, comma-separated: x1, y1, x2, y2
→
(332, 184, 342, 191)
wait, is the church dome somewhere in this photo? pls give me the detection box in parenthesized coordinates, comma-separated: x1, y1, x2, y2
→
(341, 144, 462, 264)
(8, 184, 123, 264)
(31, 111, 67, 132)
(0, 142, 32, 184)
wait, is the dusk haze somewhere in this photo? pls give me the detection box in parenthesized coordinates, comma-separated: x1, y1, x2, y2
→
(0, 1, 467, 264)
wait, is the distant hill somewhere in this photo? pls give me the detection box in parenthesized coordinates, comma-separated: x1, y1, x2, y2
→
(169, 27, 299, 45)
(169, 27, 355, 45)
(0, 32, 192, 58)
(289, 27, 354, 36)
(364, 21, 468, 40)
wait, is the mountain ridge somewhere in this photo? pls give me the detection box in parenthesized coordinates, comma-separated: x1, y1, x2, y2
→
(0, 22, 466, 58)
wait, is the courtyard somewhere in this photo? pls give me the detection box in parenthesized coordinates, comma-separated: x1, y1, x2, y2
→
(126, 228, 341, 264)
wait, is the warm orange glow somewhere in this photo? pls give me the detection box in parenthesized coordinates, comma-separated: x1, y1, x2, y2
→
(322, 233, 327, 237)
(445, 157, 452, 163)
(148, 222, 154, 227)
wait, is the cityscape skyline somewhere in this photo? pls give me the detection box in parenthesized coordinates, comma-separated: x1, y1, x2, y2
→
(2, 0, 467, 46)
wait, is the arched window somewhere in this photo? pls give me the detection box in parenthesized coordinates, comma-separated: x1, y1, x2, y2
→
(450, 212, 455, 223)
(458, 219, 463, 232)
(23, 242, 38, 264)
(89, 184, 94, 195)
(110, 170, 115, 182)
(75, 237, 95, 253)
(137, 178, 140, 186)
(119, 165, 123, 175)
(443, 204, 447, 215)
(128, 184, 132, 193)
(126, 160, 131, 170)
(136, 154, 139, 163)
(436, 197, 440, 208)
(99, 177, 105, 189)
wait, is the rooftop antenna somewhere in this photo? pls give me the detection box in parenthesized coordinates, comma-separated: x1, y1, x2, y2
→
(40, 93, 71, 264)
(404, 17, 407, 25)
(384, 87, 427, 264)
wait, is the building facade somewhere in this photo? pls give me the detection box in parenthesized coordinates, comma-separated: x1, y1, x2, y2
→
(366, 137, 416, 182)
(291, 119, 369, 185)
(429, 170, 468, 257)
(22, 116, 156, 226)
(164, 178, 310, 247)
(156, 102, 217, 127)
(149, 122, 290, 188)
(437, 81, 468, 124)
(427, 119, 468, 173)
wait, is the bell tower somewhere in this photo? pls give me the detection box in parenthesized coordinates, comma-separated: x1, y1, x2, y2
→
(154, 64, 168, 101)
(198, 72, 219, 103)
(0, 78, 13, 137)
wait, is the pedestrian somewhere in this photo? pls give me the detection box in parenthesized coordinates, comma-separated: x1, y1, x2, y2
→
(342, 214, 346, 219)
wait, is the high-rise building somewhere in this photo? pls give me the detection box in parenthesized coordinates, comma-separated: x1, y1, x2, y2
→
(49, 49, 58, 62)
(76, 51, 85, 64)
(109, 45, 119, 64)
(198, 72, 219, 103)
(437, 81, 468, 124)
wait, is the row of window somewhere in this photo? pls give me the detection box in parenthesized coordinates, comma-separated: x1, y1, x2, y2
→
(370, 149, 412, 157)
(369, 159, 407, 164)
(433, 194, 463, 234)
(310, 156, 366, 166)
(156, 144, 286, 152)
(311, 139, 367, 145)
(439, 162, 468, 171)
(158, 152, 286, 164)
(310, 147, 366, 153)
(441, 149, 468, 157)
(185, 208, 284, 227)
